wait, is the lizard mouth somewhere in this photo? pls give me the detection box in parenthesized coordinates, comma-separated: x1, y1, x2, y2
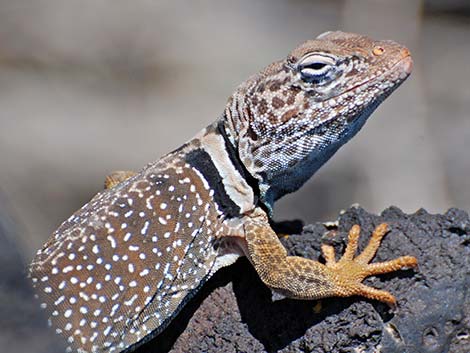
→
(303, 54, 413, 137)
(337, 54, 413, 101)
(397, 54, 413, 75)
(313, 53, 413, 128)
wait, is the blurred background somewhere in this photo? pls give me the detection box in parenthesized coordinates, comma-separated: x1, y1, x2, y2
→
(0, 0, 469, 351)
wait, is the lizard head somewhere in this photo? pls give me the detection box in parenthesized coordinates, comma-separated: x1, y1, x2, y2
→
(223, 31, 413, 211)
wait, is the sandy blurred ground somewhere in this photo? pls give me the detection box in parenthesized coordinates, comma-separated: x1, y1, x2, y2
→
(1, 0, 470, 258)
(0, 1, 469, 349)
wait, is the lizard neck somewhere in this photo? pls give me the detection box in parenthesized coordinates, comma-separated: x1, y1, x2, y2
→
(259, 106, 371, 207)
(183, 120, 260, 219)
(221, 73, 383, 213)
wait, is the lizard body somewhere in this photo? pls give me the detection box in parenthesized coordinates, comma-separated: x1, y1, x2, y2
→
(29, 31, 417, 353)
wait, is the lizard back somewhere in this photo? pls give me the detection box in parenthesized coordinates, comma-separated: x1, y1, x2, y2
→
(29, 138, 240, 352)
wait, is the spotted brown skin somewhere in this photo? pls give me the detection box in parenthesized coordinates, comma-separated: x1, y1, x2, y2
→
(29, 32, 417, 353)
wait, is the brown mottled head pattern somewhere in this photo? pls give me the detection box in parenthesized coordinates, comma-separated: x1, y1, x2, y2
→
(224, 31, 412, 207)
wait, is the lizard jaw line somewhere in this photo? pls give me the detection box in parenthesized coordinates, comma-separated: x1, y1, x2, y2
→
(314, 54, 413, 127)
(336, 54, 412, 101)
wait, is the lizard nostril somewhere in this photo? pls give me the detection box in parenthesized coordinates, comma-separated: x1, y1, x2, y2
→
(400, 47, 411, 59)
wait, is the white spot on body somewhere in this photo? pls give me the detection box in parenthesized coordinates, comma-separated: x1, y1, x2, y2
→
(63, 265, 74, 273)
(141, 221, 150, 235)
(107, 235, 117, 248)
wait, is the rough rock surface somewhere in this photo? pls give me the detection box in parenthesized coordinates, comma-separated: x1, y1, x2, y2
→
(136, 206, 470, 353)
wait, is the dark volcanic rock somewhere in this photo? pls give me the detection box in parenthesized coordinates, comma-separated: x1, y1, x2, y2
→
(136, 206, 470, 353)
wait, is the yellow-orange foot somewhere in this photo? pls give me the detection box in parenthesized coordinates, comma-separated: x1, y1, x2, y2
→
(321, 223, 418, 306)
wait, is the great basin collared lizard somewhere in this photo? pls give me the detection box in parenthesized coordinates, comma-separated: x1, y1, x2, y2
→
(29, 31, 417, 353)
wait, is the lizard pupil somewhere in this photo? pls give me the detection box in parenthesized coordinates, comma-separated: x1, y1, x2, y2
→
(296, 54, 337, 84)
(307, 62, 327, 70)
(299, 62, 332, 83)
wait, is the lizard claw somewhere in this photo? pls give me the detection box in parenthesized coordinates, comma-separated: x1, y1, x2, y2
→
(321, 223, 418, 306)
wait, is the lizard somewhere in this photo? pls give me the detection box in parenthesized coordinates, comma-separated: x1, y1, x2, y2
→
(29, 31, 417, 353)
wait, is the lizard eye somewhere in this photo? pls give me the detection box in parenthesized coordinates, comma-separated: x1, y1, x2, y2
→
(297, 54, 336, 84)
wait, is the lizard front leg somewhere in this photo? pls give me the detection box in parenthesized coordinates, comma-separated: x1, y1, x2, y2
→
(241, 209, 417, 305)
(104, 170, 137, 189)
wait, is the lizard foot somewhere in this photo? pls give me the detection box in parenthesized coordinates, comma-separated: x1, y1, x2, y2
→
(321, 223, 418, 306)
